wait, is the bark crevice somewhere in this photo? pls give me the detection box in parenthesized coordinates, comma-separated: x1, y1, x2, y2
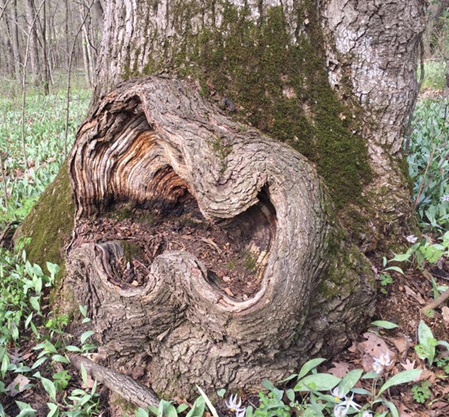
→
(63, 76, 375, 396)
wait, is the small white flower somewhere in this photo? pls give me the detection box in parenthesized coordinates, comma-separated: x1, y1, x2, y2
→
(333, 393, 361, 416)
(331, 387, 346, 402)
(236, 409, 246, 417)
(333, 405, 348, 417)
(406, 235, 418, 243)
(226, 394, 245, 413)
(339, 393, 361, 411)
(442, 195, 449, 202)
(362, 411, 373, 417)
(373, 352, 393, 374)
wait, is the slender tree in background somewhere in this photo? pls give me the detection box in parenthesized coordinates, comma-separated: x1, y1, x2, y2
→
(16, 0, 426, 401)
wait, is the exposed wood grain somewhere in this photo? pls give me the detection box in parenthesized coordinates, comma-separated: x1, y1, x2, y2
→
(64, 76, 375, 396)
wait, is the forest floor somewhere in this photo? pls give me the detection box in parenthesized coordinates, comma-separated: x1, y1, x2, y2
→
(1, 87, 449, 417)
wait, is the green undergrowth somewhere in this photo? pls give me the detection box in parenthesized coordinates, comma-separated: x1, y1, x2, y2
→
(408, 98, 449, 232)
(0, 88, 90, 229)
(419, 61, 447, 91)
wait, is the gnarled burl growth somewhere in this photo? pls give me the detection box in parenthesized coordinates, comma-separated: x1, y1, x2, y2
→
(65, 76, 375, 397)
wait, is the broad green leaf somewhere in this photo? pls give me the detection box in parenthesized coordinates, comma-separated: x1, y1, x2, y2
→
(31, 357, 48, 370)
(80, 331, 95, 344)
(51, 355, 70, 364)
(370, 321, 399, 329)
(216, 389, 226, 398)
(79, 305, 88, 317)
(148, 406, 158, 415)
(46, 403, 60, 417)
(177, 404, 190, 413)
(46, 262, 60, 277)
(277, 373, 297, 384)
(383, 266, 404, 275)
(65, 345, 82, 353)
(161, 400, 177, 417)
(135, 409, 150, 417)
(389, 253, 412, 262)
(29, 296, 40, 312)
(294, 373, 340, 392)
(297, 358, 326, 380)
(417, 320, 436, 363)
(41, 378, 57, 401)
(186, 396, 205, 417)
(383, 400, 399, 417)
(197, 386, 219, 417)
(378, 369, 422, 396)
(262, 380, 275, 391)
(25, 313, 33, 329)
(286, 389, 295, 403)
(80, 363, 88, 386)
(337, 369, 363, 397)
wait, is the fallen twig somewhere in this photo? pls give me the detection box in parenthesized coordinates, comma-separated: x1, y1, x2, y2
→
(69, 354, 160, 409)
(421, 287, 449, 314)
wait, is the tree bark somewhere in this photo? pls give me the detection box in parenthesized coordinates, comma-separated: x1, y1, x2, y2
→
(92, 0, 426, 252)
(25, 0, 41, 85)
(16, 0, 425, 400)
(10, 0, 22, 83)
(63, 76, 375, 397)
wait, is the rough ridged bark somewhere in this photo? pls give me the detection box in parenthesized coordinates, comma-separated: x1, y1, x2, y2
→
(321, 0, 426, 249)
(16, 0, 425, 401)
(93, 0, 425, 250)
(64, 76, 375, 397)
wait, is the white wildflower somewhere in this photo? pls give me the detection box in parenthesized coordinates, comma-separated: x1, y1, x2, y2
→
(333, 393, 361, 416)
(333, 405, 349, 417)
(236, 409, 246, 417)
(406, 235, 418, 243)
(362, 411, 373, 417)
(373, 352, 393, 374)
(339, 393, 361, 411)
(331, 387, 345, 402)
(442, 195, 449, 202)
(226, 394, 245, 413)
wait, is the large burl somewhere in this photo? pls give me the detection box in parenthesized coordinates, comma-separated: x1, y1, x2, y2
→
(64, 76, 375, 397)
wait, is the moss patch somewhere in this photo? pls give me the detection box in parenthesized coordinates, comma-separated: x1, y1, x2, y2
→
(131, 1, 371, 209)
(14, 163, 74, 284)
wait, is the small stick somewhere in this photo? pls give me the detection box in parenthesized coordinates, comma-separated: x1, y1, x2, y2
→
(69, 353, 160, 409)
(421, 287, 449, 313)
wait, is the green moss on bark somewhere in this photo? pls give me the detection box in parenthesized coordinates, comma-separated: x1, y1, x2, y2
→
(130, 1, 371, 210)
(14, 163, 74, 284)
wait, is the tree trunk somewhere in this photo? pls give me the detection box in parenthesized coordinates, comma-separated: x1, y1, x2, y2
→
(16, 0, 425, 400)
(62, 76, 375, 397)
(10, 0, 22, 84)
(25, 0, 41, 85)
(92, 0, 425, 252)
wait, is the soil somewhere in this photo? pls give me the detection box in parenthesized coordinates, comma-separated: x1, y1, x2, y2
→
(73, 192, 275, 301)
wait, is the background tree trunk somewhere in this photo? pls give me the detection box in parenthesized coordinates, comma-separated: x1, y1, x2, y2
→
(25, 0, 41, 85)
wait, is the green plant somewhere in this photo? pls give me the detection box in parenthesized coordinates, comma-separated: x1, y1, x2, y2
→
(408, 98, 449, 232)
(53, 370, 71, 391)
(411, 381, 432, 404)
(435, 356, 449, 374)
(414, 320, 449, 366)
